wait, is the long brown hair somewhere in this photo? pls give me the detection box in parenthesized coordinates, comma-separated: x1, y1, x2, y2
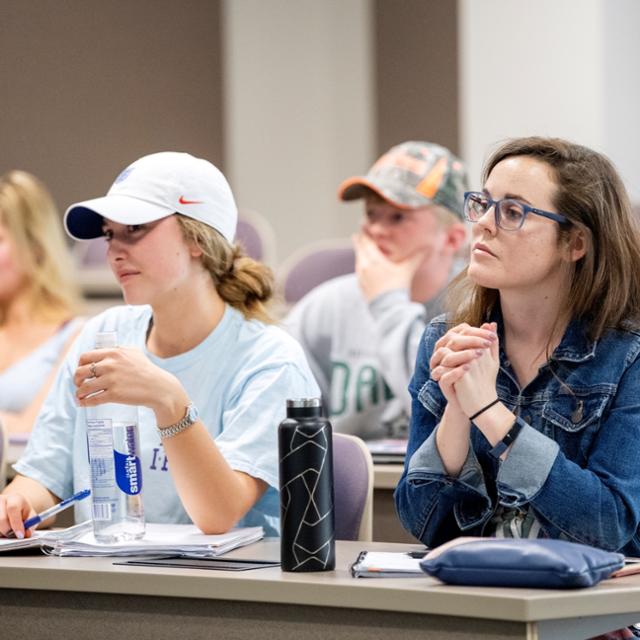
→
(448, 136, 640, 339)
(0, 170, 81, 324)
(176, 214, 274, 323)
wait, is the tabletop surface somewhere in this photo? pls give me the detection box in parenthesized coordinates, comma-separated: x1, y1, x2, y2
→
(1, 538, 640, 624)
(372, 463, 403, 488)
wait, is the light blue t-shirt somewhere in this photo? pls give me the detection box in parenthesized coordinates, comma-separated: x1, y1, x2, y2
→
(14, 304, 319, 537)
(0, 319, 82, 413)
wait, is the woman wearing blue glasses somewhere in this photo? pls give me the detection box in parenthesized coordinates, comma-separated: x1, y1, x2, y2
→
(395, 137, 640, 567)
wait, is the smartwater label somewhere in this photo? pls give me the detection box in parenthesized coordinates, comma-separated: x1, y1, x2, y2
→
(87, 418, 115, 490)
(114, 424, 143, 495)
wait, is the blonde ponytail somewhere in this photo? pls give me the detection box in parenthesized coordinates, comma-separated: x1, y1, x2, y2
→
(176, 215, 274, 323)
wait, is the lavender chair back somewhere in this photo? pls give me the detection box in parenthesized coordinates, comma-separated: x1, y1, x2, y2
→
(236, 218, 264, 261)
(332, 433, 373, 541)
(236, 209, 276, 265)
(280, 240, 355, 306)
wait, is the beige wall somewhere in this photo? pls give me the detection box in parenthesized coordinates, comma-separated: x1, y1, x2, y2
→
(1, 0, 459, 268)
(6, 1, 638, 270)
(0, 0, 223, 214)
(375, 0, 459, 157)
(222, 0, 375, 264)
(222, 0, 460, 264)
(459, 0, 640, 199)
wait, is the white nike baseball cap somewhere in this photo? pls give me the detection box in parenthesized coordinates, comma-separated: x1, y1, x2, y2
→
(64, 151, 237, 243)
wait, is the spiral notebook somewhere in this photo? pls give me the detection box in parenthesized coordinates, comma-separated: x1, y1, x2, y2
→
(350, 550, 428, 578)
(0, 520, 94, 553)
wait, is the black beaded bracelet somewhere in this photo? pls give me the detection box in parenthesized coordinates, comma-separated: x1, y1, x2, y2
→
(469, 398, 500, 421)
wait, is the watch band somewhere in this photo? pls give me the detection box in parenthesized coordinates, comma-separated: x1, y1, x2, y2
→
(157, 403, 198, 440)
(488, 419, 524, 459)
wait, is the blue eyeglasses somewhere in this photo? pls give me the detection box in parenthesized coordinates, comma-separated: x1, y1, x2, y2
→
(463, 191, 570, 231)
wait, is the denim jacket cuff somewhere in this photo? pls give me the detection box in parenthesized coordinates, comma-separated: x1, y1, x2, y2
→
(407, 427, 492, 530)
(407, 427, 488, 491)
(496, 420, 559, 506)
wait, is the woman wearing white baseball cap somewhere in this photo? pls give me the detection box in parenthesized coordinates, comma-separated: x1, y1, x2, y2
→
(0, 152, 319, 538)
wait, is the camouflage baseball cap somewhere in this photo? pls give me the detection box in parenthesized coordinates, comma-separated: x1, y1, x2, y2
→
(337, 141, 468, 220)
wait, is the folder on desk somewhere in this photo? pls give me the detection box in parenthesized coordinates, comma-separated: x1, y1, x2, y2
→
(365, 439, 407, 464)
(115, 557, 279, 571)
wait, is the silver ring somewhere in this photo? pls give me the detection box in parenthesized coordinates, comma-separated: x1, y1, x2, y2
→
(90, 362, 98, 378)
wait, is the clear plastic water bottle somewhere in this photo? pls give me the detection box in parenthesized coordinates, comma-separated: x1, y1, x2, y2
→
(85, 331, 145, 543)
(278, 398, 335, 572)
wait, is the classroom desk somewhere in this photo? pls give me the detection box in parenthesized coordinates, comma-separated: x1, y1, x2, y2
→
(373, 463, 403, 489)
(1, 539, 639, 640)
(372, 463, 414, 542)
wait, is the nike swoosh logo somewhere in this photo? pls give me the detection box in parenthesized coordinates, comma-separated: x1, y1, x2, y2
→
(179, 196, 203, 205)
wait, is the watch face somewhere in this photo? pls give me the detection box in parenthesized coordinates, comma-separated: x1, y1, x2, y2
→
(187, 404, 199, 423)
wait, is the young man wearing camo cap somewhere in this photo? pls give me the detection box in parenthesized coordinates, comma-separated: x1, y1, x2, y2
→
(284, 141, 468, 440)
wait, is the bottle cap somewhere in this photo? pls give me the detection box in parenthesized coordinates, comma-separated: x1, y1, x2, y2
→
(286, 398, 322, 409)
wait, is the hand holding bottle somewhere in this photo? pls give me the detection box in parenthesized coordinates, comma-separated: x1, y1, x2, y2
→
(74, 345, 185, 417)
(82, 331, 145, 543)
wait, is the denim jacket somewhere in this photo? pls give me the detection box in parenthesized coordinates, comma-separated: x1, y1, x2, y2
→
(394, 313, 640, 555)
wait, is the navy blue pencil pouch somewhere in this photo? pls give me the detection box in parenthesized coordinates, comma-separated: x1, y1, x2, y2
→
(420, 537, 624, 589)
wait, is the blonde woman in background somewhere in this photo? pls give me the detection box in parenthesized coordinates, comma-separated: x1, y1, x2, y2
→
(0, 152, 318, 539)
(0, 171, 83, 435)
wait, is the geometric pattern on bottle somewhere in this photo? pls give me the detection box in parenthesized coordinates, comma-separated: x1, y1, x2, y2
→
(280, 424, 334, 570)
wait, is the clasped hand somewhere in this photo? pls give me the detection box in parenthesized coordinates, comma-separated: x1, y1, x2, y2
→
(429, 322, 500, 418)
(74, 346, 182, 414)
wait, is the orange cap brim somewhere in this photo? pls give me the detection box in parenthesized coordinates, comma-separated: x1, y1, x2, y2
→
(336, 177, 417, 210)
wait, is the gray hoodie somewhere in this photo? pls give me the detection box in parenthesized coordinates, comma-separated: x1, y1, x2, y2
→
(283, 263, 463, 439)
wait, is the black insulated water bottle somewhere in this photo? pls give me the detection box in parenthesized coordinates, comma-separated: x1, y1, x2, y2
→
(278, 398, 335, 572)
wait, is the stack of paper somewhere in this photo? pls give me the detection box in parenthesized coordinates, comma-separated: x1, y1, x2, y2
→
(1, 522, 263, 558)
(45, 523, 264, 558)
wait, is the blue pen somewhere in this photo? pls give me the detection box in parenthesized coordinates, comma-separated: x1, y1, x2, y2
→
(23, 489, 91, 531)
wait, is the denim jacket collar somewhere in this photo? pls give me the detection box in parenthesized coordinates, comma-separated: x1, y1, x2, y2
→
(489, 306, 597, 364)
(551, 318, 598, 362)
